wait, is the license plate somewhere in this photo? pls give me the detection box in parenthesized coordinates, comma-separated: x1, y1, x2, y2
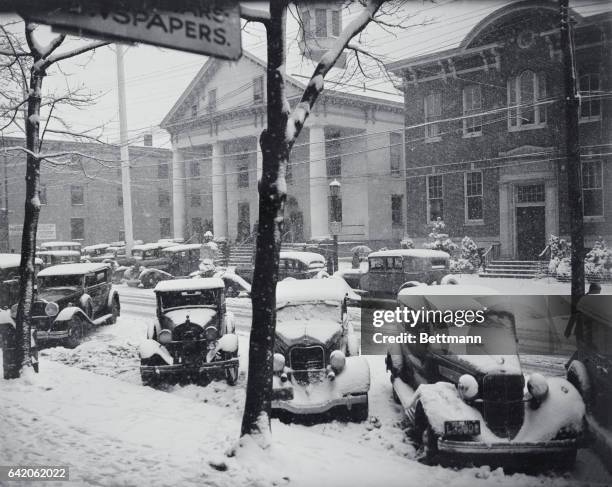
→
(444, 420, 480, 437)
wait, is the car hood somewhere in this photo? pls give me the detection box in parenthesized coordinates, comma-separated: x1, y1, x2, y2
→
(163, 308, 217, 328)
(275, 320, 343, 352)
(37, 287, 80, 304)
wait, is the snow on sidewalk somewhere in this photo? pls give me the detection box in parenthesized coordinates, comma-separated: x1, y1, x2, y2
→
(1, 361, 575, 487)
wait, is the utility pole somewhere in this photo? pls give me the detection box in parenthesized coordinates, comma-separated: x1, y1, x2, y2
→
(560, 0, 585, 329)
(115, 44, 134, 255)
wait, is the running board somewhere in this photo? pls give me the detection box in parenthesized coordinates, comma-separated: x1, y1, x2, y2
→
(92, 314, 113, 326)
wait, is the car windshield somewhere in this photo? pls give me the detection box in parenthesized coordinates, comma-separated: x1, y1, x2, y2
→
(159, 289, 218, 309)
(38, 274, 83, 289)
(277, 303, 340, 324)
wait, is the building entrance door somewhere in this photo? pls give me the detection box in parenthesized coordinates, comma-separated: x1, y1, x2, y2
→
(515, 205, 546, 260)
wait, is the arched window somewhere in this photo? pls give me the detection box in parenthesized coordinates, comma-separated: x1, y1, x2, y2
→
(508, 70, 547, 130)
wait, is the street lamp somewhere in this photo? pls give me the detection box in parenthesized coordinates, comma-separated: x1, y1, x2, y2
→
(328, 179, 341, 274)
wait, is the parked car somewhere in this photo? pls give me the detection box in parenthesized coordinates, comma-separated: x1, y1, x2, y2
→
(359, 249, 450, 299)
(387, 284, 585, 470)
(128, 244, 203, 288)
(123, 242, 177, 285)
(40, 241, 82, 252)
(31, 263, 120, 348)
(278, 251, 327, 280)
(81, 243, 112, 262)
(38, 249, 82, 267)
(565, 294, 612, 464)
(271, 278, 370, 421)
(138, 277, 239, 386)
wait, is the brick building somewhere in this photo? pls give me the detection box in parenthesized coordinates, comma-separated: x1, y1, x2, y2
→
(388, 1, 611, 259)
(0, 136, 173, 250)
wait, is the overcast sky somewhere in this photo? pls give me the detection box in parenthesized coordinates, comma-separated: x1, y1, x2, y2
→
(1, 0, 608, 151)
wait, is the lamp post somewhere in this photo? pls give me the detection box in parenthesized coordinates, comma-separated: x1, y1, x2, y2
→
(328, 179, 341, 274)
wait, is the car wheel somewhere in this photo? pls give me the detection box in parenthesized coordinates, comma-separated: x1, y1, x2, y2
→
(65, 317, 84, 349)
(567, 360, 591, 409)
(225, 363, 239, 386)
(348, 396, 369, 422)
(420, 425, 439, 465)
(108, 297, 120, 324)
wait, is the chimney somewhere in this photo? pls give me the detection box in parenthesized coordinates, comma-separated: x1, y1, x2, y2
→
(144, 133, 153, 147)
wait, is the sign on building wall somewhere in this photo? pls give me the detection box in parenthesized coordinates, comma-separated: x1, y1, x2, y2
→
(23, 0, 242, 60)
(9, 223, 57, 240)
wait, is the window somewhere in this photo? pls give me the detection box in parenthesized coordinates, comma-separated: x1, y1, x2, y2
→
(579, 73, 601, 121)
(315, 9, 327, 37)
(326, 131, 341, 177)
(465, 171, 483, 221)
(208, 88, 217, 112)
(391, 195, 403, 227)
(302, 10, 312, 40)
(160, 218, 171, 239)
(191, 103, 198, 118)
(328, 195, 342, 222)
(331, 10, 340, 37)
(390, 132, 402, 176)
(427, 175, 443, 221)
(71, 185, 84, 205)
(253, 76, 264, 104)
(39, 184, 47, 205)
(158, 188, 170, 207)
(70, 218, 84, 240)
(517, 183, 545, 203)
(117, 187, 123, 207)
(190, 160, 200, 177)
(369, 257, 384, 271)
(158, 162, 168, 179)
(424, 92, 442, 140)
(582, 160, 603, 217)
(191, 194, 201, 207)
(463, 85, 482, 136)
(237, 157, 249, 188)
(508, 70, 547, 130)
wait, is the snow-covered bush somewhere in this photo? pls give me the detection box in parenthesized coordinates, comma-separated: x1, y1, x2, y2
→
(460, 236, 480, 270)
(585, 238, 612, 280)
(424, 218, 457, 254)
(449, 258, 474, 273)
(400, 237, 414, 249)
(555, 258, 571, 279)
(547, 234, 571, 274)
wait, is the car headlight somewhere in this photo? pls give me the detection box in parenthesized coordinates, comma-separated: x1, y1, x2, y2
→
(330, 350, 346, 373)
(457, 374, 479, 401)
(205, 326, 218, 341)
(44, 302, 59, 317)
(273, 353, 285, 373)
(527, 373, 549, 401)
(158, 329, 172, 344)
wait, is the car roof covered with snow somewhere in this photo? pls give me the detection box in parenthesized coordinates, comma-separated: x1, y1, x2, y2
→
(132, 242, 173, 251)
(40, 241, 81, 248)
(279, 251, 326, 266)
(368, 249, 450, 259)
(161, 243, 202, 253)
(154, 277, 225, 293)
(0, 253, 43, 269)
(38, 262, 110, 277)
(83, 243, 110, 252)
(398, 284, 505, 312)
(38, 250, 81, 256)
(276, 277, 360, 307)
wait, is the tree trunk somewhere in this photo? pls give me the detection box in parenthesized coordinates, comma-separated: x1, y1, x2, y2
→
(560, 0, 585, 327)
(12, 68, 43, 378)
(240, 0, 289, 439)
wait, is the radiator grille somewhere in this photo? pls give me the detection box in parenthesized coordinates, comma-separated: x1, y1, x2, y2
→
(482, 374, 525, 439)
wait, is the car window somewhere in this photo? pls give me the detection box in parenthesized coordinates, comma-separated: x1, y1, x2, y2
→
(85, 274, 97, 287)
(160, 289, 218, 309)
(431, 258, 448, 269)
(96, 270, 106, 283)
(39, 274, 83, 289)
(369, 257, 384, 271)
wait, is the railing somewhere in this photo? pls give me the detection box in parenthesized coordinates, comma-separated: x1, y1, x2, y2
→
(481, 242, 501, 272)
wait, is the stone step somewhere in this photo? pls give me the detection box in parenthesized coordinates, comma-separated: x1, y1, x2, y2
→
(479, 272, 538, 279)
(490, 260, 540, 265)
(482, 267, 539, 274)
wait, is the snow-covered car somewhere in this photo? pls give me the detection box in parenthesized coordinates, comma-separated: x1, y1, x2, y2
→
(138, 278, 239, 387)
(235, 250, 328, 284)
(38, 249, 82, 267)
(359, 249, 450, 299)
(31, 263, 120, 348)
(271, 278, 370, 421)
(566, 294, 612, 462)
(40, 241, 82, 253)
(81, 243, 113, 262)
(126, 243, 202, 288)
(387, 284, 585, 470)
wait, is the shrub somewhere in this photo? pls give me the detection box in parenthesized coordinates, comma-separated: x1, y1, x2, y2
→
(449, 258, 474, 273)
(424, 218, 458, 254)
(460, 236, 480, 269)
(585, 237, 612, 279)
(400, 237, 415, 249)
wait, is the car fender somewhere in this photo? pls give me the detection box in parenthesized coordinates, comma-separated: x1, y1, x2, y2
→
(217, 333, 238, 353)
(54, 306, 90, 324)
(335, 355, 370, 394)
(139, 268, 171, 280)
(224, 311, 235, 334)
(146, 321, 159, 340)
(79, 293, 93, 309)
(138, 339, 173, 364)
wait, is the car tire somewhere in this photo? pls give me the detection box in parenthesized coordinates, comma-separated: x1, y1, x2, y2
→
(65, 317, 85, 349)
(348, 396, 369, 422)
(420, 425, 439, 465)
(108, 296, 120, 324)
(224, 352, 239, 385)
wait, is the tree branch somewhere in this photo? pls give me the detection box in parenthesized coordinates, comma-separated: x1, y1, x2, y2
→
(44, 40, 110, 67)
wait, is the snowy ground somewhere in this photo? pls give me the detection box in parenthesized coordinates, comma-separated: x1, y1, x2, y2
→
(2, 279, 611, 486)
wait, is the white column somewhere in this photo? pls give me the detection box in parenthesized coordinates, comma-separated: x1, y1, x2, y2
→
(499, 182, 513, 258)
(172, 149, 186, 240)
(256, 137, 263, 183)
(309, 126, 328, 238)
(212, 141, 228, 239)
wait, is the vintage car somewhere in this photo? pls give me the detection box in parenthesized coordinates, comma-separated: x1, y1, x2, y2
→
(40, 241, 82, 252)
(565, 294, 612, 464)
(128, 243, 203, 288)
(38, 249, 82, 267)
(138, 278, 239, 386)
(81, 243, 113, 262)
(387, 284, 585, 470)
(31, 263, 120, 348)
(271, 278, 370, 421)
(235, 250, 328, 284)
(359, 249, 450, 299)
(123, 242, 177, 285)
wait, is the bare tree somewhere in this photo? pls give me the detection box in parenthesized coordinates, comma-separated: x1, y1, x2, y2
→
(240, 0, 397, 443)
(0, 19, 109, 378)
